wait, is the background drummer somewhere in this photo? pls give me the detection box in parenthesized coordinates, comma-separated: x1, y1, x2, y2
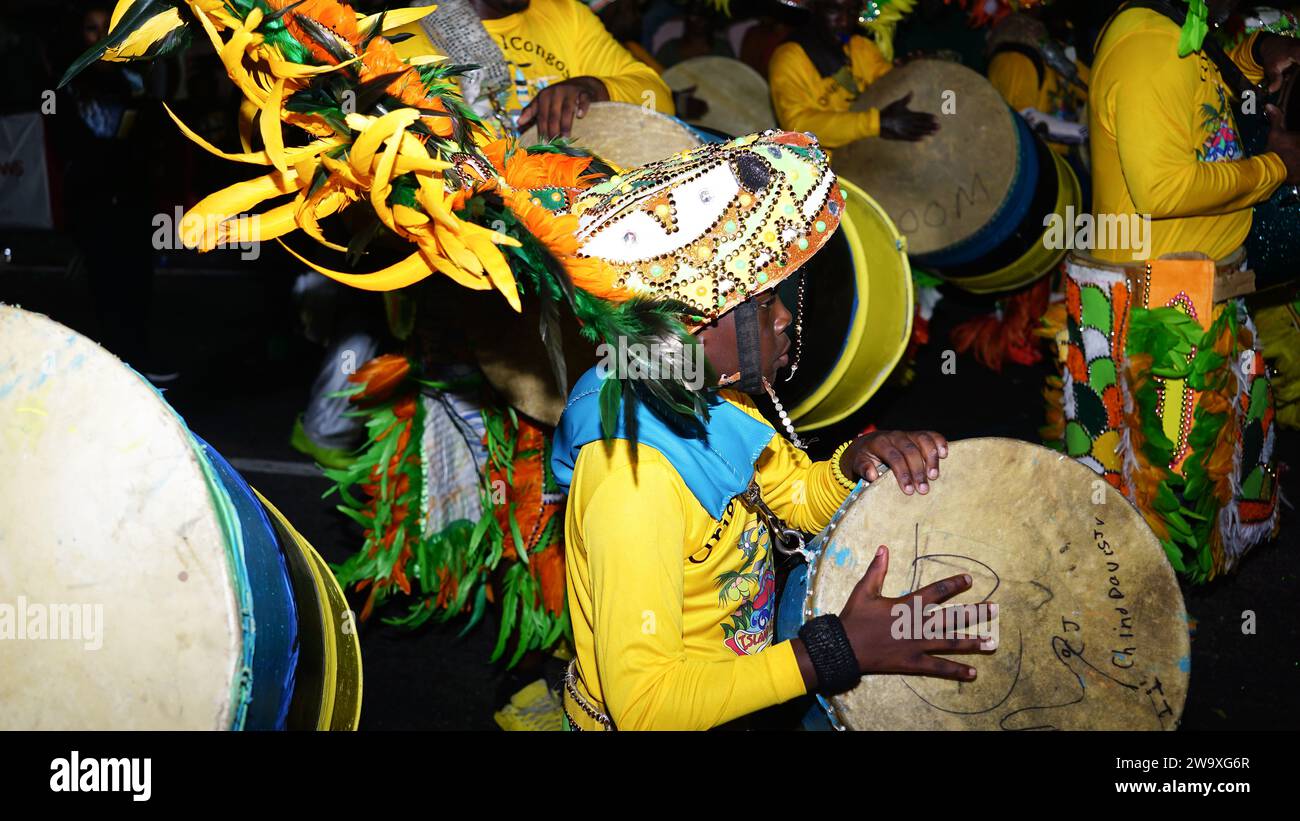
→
(1091, 0, 1300, 264)
(768, 0, 940, 145)
(552, 139, 997, 728)
(393, 0, 675, 139)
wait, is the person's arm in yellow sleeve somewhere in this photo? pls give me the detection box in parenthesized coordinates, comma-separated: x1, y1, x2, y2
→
(754, 436, 852, 533)
(1110, 31, 1285, 219)
(988, 50, 1044, 113)
(568, 0, 674, 114)
(769, 42, 880, 148)
(1229, 30, 1268, 85)
(583, 461, 807, 730)
(848, 35, 892, 89)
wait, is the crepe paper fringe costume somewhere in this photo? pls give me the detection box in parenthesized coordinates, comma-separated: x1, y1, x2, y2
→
(950, 276, 1054, 372)
(325, 354, 569, 667)
(1049, 261, 1281, 583)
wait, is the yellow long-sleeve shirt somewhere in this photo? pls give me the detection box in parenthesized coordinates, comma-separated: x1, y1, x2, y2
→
(988, 49, 1089, 156)
(1090, 8, 1286, 262)
(768, 35, 892, 148)
(393, 0, 673, 129)
(563, 392, 852, 730)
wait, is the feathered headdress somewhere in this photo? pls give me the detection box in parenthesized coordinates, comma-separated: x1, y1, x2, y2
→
(64, 0, 843, 435)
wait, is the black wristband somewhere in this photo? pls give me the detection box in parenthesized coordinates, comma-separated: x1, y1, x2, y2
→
(798, 614, 861, 695)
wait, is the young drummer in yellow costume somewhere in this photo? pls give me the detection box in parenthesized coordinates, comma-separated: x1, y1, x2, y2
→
(769, 0, 938, 147)
(549, 133, 995, 731)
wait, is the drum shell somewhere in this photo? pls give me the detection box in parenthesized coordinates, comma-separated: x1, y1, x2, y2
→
(780, 178, 914, 430)
(939, 136, 1082, 294)
(0, 307, 360, 730)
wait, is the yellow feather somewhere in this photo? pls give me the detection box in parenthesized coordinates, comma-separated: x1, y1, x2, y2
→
(296, 188, 351, 253)
(162, 102, 342, 166)
(181, 170, 299, 249)
(238, 98, 258, 153)
(434, 224, 483, 275)
(367, 120, 407, 235)
(357, 6, 439, 32)
(348, 109, 420, 182)
(415, 177, 459, 229)
(108, 0, 137, 30)
(463, 232, 521, 312)
(393, 205, 430, 228)
(279, 241, 436, 292)
(260, 76, 288, 173)
(104, 7, 185, 61)
(218, 197, 302, 245)
(420, 245, 493, 291)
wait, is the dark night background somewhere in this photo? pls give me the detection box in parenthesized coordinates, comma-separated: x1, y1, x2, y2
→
(1, 0, 1296, 730)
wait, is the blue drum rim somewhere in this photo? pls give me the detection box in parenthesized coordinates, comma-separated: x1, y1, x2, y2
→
(775, 479, 871, 731)
(193, 435, 300, 731)
(910, 110, 1039, 269)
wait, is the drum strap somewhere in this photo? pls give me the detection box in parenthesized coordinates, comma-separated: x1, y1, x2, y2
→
(411, 0, 513, 129)
(740, 481, 811, 561)
(792, 27, 851, 84)
(733, 299, 766, 396)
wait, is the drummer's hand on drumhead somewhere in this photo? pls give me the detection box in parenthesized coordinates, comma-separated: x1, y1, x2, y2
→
(518, 76, 611, 140)
(1265, 103, 1300, 184)
(839, 545, 998, 682)
(672, 86, 710, 120)
(841, 430, 948, 495)
(878, 93, 940, 142)
(1256, 33, 1300, 94)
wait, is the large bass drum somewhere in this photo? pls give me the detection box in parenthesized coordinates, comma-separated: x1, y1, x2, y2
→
(777, 438, 1190, 730)
(517, 101, 711, 171)
(0, 306, 361, 730)
(833, 59, 1079, 294)
(780, 178, 914, 431)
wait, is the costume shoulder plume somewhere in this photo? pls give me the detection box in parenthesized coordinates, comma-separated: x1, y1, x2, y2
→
(61, 3, 840, 439)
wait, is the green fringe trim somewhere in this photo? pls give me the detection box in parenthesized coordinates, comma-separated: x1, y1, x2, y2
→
(326, 372, 570, 667)
(1125, 304, 1237, 582)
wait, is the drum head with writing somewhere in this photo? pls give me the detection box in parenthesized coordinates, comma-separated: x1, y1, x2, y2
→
(807, 438, 1189, 730)
(834, 60, 1019, 256)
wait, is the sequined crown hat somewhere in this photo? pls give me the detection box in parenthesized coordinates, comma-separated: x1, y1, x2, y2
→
(566, 130, 844, 328)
